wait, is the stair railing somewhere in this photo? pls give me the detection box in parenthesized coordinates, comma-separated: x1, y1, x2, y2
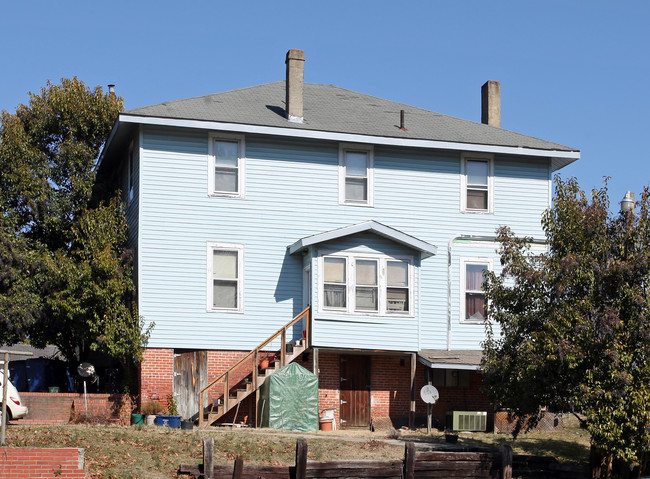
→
(198, 306, 311, 426)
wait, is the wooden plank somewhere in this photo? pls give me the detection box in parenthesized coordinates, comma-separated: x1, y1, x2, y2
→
(415, 451, 499, 462)
(404, 442, 416, 479)
(305, 460, 402, 478)
(232, 455, 243, 479)
(296, 439, 308, 479)
(213, 465, 292, 479)
(203, 437, 214, 479)
(501, 445, 512, 479)
(414, 461, 495, 472)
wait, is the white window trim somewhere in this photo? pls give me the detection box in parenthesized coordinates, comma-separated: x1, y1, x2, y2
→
(208, 132, 245, 198)
(459, 257, 492, 324)
(318, 251, 413, 317)
(207, 242, 244, 313)
(460, 153, 494, 213)
(338, 143, 374, 207)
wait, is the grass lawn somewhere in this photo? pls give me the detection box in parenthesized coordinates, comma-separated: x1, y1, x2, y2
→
(4, 415, 590, 478)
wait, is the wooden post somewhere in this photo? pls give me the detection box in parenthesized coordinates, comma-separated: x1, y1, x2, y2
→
(232, 455, 244, 479)
(305, 307, 311, 348)
(409, 353, 416, 430)
(426, 367, 432, 435)
(281, 329, 286, 367)
(313, 347, 319, 375)
(295, 438, 308, 479)
(501, 444, 513, 479)
(403, 442, 416, 479)
(224, 372, 230, 411)
(203, 437, 214, 479)
(253, 350, 258, 390)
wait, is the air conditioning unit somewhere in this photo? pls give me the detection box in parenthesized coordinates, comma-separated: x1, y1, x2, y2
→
(446, 411, 487, 432)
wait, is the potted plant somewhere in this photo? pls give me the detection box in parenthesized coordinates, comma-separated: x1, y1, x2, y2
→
(155, 395, 182, 428)
(141, 400, 164, 425)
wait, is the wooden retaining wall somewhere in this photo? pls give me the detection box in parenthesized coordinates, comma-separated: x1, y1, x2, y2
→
(179, 438, 589, 479)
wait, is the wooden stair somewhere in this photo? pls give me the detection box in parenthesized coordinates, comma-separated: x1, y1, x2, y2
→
(199, 307, 311, 427)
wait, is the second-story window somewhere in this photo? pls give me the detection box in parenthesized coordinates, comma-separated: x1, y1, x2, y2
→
(461, 154, 493, 213)
(339, 144, 373, 206)
(208, 243, 244, 312)
(209, 133, 245, 197)
(461, 258, 491, 322)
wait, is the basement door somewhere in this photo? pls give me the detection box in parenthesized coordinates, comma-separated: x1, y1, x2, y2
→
(173, 351, 208, 421)
(340, 355, 371, 428)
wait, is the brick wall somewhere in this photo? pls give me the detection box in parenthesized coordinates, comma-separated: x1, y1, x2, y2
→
(0, 447, 86, 478)
(16, 393, 131, 425)
(139, 348, 174, 404)
(139, 347, 493, 430)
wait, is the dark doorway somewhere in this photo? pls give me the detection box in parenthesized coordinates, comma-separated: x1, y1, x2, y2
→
(340, 355, 371, 428)
(173, 351, 207, 421)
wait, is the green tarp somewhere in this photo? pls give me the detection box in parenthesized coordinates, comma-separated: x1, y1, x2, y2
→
(259, 362, 319, 432)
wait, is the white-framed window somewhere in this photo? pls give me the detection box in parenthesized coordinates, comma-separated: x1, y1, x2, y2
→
(208, 133, 245, 197)
(339, 144, 374, 206)
(207, 243, 244, 312)
(460, 258, 492, 323)
(461, 153, 493, 213)
(320, 252, 412, 315)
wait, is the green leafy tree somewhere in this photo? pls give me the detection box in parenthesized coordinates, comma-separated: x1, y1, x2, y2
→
(0, 78, 151, 375)
(482, 177, 650, 475)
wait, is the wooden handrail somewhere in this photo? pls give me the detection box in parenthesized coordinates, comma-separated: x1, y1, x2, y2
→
(199, 306, 311, 426)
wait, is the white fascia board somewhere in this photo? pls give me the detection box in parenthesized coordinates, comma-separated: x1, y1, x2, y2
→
(119, 114, 581, 162)
(289, 220, 437, 258)
(428, 362, 480, 371)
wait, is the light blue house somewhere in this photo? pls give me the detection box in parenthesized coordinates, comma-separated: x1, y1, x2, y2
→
(98, 50, 579, 429)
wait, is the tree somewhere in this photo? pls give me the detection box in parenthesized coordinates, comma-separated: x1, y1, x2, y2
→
(0, 78, 151, 376)
(482, 177, 650, 474)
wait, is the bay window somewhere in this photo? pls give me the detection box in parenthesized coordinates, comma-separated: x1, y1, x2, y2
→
(321, 253, 412, 315)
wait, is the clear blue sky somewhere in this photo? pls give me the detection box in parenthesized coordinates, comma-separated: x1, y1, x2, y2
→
(3, 0, 649, 209)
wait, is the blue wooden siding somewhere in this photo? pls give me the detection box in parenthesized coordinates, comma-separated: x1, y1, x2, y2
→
(135, 126, 550, 352)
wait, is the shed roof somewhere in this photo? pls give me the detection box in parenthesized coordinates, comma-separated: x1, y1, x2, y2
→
(418, 349, 484, 370)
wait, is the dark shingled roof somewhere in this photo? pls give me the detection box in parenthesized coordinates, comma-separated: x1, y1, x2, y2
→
(125, 81, 577, 153)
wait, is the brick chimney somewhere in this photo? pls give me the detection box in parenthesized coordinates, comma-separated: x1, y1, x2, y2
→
(285, 49, 305, 123)
(481, 80, 500, 128)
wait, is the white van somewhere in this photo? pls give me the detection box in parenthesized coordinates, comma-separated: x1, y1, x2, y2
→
(0, 370, 28, 424)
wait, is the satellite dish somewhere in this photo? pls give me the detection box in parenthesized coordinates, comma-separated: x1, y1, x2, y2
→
(77, 362, 95, 378)
(420, 385, 439, 404)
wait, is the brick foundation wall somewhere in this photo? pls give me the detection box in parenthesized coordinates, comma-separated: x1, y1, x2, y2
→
(15, 393, 131, 425)
(139, 347, 493, 430)
(0, 447, 87, 478)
